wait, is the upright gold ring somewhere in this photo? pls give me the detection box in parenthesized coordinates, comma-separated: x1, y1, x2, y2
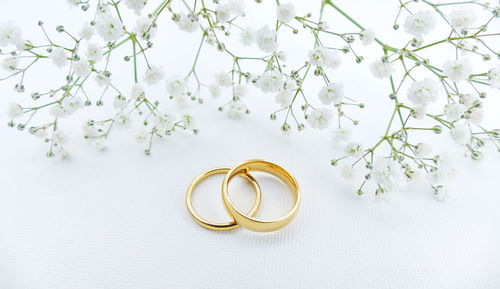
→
(222, 159, 301, 232)
(186, 166, 261, 231)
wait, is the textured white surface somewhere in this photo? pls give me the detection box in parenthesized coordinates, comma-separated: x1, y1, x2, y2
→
(1, 1, 500, 288)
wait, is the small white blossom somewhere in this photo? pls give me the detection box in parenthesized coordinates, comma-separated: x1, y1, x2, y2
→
(234, 84, 247, 98)
(67, 0, 80, 6)
(228, 0, 245, 16)
(7, 102, 23, 119)
(49, 105, 67, 118)
(209, 84, 221, 98)
(49, 47, 68, 67)
(256, 70, 284, 93)
(404, 10, 436, 36)
(429, 153, 457, 185)
(411, 104, 427, 119)
(332, 125, 352, 143)
(444, 103, 467, 121)
(216, 4, 232, 23)
(79, 24, 94, 40)
(136, 130, 148, 143)
(415, 142, 432, 157)
(134, 17, 157, 40)
(86, 43, 103, 62)
(215, 71, 232, 87)
(61, 96, 83, 115)
(239, 27, 255, 46)
(2, 56, 18, 71)
(443, 59, 472, 82)
(370, 58, 394, 78)
(52, 130, 67, 144)
(255, 25, 277, 53)
(143, 66, 165, 85)
(154, 110, 175, 133)
(450, 123, 471, 144)
(487, 65, 500, 88)
(95, 15, 123, 42)
(0, 21, 21, 47)
(467, 108, 484, 125)
(177, 13, 199, 33)
(113, 95, 128, 110)
(275, 89, 294, 107)
(181, 114, 195, 129)
(82, 123, 99, 137)
(276, 3, 296, 23)
(340, 165, 357, 180)
(72, 58, 90, 77)
(407, 78, 440, 106)
(130, 83, 145, 100)
(308, 46, 341, 69)
(307, 108, 333, 129)
(124, 0, 147, 14)
(115, 113, 131, 128)
(95, 71, 111, 86)
(34, 128, 48, 138)
(372, 158, 404, 192)
(94, 139, 107, 151)
(449, 7, 476, 28)
(166, 75, 187, 97)
(434, 185, 451, 202)
(359, 28, 375, 45)
(319, 82, 344, 105)
(344, 142, 363, 157)
(458, 93, 477, 107)
(227, 101, 245, 118)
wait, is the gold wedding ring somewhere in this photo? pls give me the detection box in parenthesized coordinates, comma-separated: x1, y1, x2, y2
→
(186, 160, 300, 233)
(185, 166, 261, 231)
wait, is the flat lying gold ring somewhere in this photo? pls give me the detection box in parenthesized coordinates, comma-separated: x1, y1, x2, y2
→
(186, 166, 261, 231)
(222, 159, 301, 232)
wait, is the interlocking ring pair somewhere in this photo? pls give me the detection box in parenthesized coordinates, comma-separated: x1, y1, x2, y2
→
(185, 159, 301, 232)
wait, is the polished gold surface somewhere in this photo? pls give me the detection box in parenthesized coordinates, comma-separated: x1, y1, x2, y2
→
(222, 160, 300, 232)
(186, 166, 261, 231)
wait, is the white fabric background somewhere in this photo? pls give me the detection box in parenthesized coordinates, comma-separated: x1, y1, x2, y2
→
(1, 0, 500, 288)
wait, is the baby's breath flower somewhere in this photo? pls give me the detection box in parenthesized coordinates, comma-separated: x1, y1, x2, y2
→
(444, 103, 467, 121)
(344, 142, 363, 157)
(216, 4, 232, 23)
(234, 84, 247, 98)
(276, 3, 296, 23)
(130, 83, 145, 100)
(0, 21, 21, 47)
(113, 95, 128, 110)
(407, 78, 440, 106)
(359, 28, 375, 45)
(215, 71, 232, 87)
(134, 17, 157, 40)
(72, 58, 91, 77)
(166, 74, 187, 97)
(255, 25, 277, 53)
(208, 84, 221, 98)
(372, 158, 404, 192)
(86, 43, 103, 62)
(2, 56, 19, 71)
(450, 123, 471, 145)
(123, 0, 147, 15)
(95, 71, 111, 86)
(487, 65, 500, 88)
(154, 109, 175, 133)
(95, 15, 124, 42)
(275, 89, 294, 107)
(256, 70, 284, 93)
(143, 65, 165, 85)
(443, 59, 472, 82)
(181, 114, 195, 129)
(318, 82, 344, 105)
(307, 108, 333, 129)
(52, 130, 68, 145)
(115, 113, 131, 128)
(177, 12, 199, 33)
(227, 101, 245, 118)
(332, 126, 352, 144)
(340, 165, 357, 180)
(370, 57, 394, 78)
(94, 139, 107, 151)
(6, 102, 23, 119)
(239, 27, 255, 46)
(449, 7, 476, 28)
(404, 10, 436, 36)
(467, 108, 484, 125)
(136, 130, 148, 143)
(49, 47, 68, 67)
(79, 24, 94, 40)
(308, 46, 341, 69)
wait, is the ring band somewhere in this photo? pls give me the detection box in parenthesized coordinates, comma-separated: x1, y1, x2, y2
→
(186, 166, 261, 231)
(222, 160, 301, 232)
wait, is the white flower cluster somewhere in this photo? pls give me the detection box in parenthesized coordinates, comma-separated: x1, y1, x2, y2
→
(1, 0, 499, 200)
